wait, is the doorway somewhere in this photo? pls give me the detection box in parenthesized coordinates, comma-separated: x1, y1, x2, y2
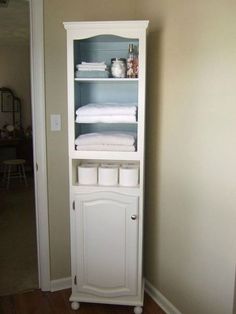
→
(0, 0, 38, 295)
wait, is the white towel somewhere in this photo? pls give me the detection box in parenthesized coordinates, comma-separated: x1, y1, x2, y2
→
(81, 62, 106, 66)
(75, 115, 137, 123)
(76, 103, 137, 116)
(76, 144, 135, 152)
(75, 132, 136, 146)
(77, 66, 107, 71)
(76, 62, 107, 71)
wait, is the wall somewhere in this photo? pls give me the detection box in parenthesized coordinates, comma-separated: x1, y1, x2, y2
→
(136, 0, 236, 313)
(0, 45, 31, 128)
(43, 0, 137, 280)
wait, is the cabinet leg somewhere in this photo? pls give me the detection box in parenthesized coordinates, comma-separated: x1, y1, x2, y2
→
(71, 301, 80, 310)
(134, 306, 143, 314)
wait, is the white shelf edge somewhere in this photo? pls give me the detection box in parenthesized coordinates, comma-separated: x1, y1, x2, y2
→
(74, 78, 139, 82)
(70, 151, 141, 161)
(73, 183, 140, 189)
(75, 122, 138, 124)
(71, 184, 141, 195)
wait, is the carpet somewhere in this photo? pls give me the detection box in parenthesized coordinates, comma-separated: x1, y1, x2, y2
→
(0, 176, 38, 296)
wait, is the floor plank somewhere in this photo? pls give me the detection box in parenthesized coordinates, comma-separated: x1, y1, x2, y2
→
(0, 295, 14, 314)
(0, 289, 166, 314)
(12, 290, 51, 314)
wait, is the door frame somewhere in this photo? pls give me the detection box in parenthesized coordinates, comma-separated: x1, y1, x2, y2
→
(29, 0, 50, 290)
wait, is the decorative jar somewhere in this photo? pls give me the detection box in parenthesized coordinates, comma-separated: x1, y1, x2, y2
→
(111, 58, 126, 78)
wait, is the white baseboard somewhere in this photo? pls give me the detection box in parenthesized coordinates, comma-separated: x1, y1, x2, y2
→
(145, 279, 182, 314)
(50, 277, 72, 292)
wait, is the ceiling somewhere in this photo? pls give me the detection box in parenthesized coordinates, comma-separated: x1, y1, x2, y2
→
(0, 0, 29, 46)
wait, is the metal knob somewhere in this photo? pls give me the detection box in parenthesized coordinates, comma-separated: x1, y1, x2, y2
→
(131, 215, 137, 220)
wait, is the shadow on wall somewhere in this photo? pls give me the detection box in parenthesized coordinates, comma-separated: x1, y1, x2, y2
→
(144, 27, 163, 281)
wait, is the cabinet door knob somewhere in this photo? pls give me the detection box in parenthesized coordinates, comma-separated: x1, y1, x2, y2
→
(131, 215, 137, 220)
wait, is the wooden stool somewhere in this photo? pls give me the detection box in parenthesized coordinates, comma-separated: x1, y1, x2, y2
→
(2, 159, 27, 189)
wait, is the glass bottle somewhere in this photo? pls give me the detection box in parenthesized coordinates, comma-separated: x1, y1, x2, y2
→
(127, 44, 138, 78)
(127, 44, 134, 78)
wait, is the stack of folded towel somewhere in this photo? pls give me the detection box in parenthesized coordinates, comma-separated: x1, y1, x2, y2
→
(75, 62, 109, 78)
(75, 131, 136, 151)
(75, 103, 137, 123)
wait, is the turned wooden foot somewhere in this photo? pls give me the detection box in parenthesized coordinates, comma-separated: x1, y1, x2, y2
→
(134, 306, 143, 314)
(71, 301, 80, 310)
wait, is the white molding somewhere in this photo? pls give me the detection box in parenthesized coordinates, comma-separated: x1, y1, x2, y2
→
(145, 280, 182, 314)
(51, 277, 72, 292)
(63, 20, 149, 30)
(29, 0, 50, 290)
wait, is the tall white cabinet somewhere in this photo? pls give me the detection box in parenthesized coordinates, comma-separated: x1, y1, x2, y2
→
(63, 21, 149, 314)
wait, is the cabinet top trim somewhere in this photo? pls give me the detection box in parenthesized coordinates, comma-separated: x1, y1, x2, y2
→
(63, 20, 149, 30)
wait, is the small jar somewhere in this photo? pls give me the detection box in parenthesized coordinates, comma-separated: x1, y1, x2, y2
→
(111, 58, 126, 78)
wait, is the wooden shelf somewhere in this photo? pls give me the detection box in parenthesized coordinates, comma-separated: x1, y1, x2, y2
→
(74, 78, 139, 82)
(70, 150, 141, 161)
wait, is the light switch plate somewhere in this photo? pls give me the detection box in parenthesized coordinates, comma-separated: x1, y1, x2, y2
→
(50, 114, 61, 131)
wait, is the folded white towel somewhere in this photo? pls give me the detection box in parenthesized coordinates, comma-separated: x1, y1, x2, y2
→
(77, 66, 107, 71)
(76, 103, 137, 116)
(81, 62, 106, 66)
(76, 144, 135, 152)
(75, 115, 137, 123)
(76, 62, 107, 71)
(75, 132, 136, 146)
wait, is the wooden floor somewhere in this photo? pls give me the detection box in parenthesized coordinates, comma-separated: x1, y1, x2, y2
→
(0, 176, 38, 296)
(0, 289, 166, 314)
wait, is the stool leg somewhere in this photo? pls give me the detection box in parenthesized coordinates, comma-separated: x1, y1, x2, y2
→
(21, 163, 27, 186)
(17, 165, 22, 182)
(6, 165, 11, 189)
(2, 164, 6, 184)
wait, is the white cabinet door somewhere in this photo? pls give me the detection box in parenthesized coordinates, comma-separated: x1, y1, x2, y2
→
(74, 191, 139, 298)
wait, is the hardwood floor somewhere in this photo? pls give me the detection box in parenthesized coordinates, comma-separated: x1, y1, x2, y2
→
(0, 175, 38, 296)
(0, 289, 166, 314)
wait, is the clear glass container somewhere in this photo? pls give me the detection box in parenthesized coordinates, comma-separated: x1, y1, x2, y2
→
(111, 58, 127, 78)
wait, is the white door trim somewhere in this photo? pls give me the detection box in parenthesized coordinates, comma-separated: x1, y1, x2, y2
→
(29, 0, 50, 290)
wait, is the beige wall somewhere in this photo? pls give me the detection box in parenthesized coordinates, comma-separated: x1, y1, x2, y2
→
(44, 0, 236, 313)
(0, 45, 31, 128)
(136, 0, 236, 313)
